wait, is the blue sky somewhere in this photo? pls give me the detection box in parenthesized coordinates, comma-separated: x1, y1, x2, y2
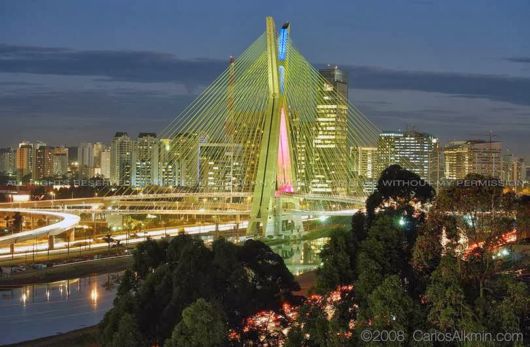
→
(1, 0, 530, 160)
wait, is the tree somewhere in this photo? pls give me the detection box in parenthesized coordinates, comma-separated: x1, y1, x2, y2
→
(365, 275, 421, 333)
(351, 211, 367, 245)
(425, 256, 475, 331)
(376, 164, 435, 204)
(316, 228, 355, 293)
(356, 215, 407, 302)
(165, 299, 227, 347)
(132, 238, 169, 278)
(108, 313, 144, 347)
(490, 279, 530, 336)
(101, 236, 301, 345)
(117, 270, 137, 297)
(411, 221, 442, 277)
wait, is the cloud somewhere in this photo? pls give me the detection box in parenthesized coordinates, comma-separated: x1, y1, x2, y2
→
(336, 65, 530, 106)
(0, 44, 227, 90)
(505, 57, 530, 64)
(1, 44, 530, 106)
(0, 89, 193, 145)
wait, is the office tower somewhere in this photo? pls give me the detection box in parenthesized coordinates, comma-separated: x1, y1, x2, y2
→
(353, 146, 378, 193)
(198, 143, 242, 192)
(167, 133, 200, 187)
(356, 146, 378, 179)
(311, 66, 348, 194)
(16, 141, 33, 179)
(0, 147, 16, 176)
(132, 133, 157, 187)
(110, 132, 133, 186)
(78, 143, 95, 178)
(156, 136, 200, 188)
(52, 146, 69, 177)
(93, 142, 105, 176)
(502, 153, 513, 182)
(444, 140, 502, 179)
(510, 157, 525, 182)
(377, 130, 440, 185)
(156, 139, 175, 187)
(33, 145, 54, 180)
(66, 146, 78, 175)
(100, 148, 111, 179)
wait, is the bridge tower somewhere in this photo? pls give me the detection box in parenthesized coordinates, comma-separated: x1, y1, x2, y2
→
(247, 17, 303, 237)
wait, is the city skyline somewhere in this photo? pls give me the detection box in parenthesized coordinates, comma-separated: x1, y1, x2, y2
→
(1, 1, 530, 161)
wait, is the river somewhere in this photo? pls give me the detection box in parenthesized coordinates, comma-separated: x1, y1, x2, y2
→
(0, 272, 120, 345)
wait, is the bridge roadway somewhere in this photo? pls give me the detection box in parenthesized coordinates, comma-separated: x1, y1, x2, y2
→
(0, 192, 364, 248)
(0, 208, 80, 246)
(0, 192, 364, 209)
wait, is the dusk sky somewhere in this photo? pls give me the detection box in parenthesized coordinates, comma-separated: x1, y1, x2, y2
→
(1, 0, 530, 160)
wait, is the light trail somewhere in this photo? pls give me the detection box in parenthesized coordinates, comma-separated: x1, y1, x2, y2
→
(0, 209, 80, 246)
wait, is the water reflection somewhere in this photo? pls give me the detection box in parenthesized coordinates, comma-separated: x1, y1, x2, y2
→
(0, 272, 121, 345)
(270, 237, 329, 275)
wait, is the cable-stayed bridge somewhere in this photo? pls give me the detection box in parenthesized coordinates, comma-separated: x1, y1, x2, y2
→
(0, 17, 379, 249)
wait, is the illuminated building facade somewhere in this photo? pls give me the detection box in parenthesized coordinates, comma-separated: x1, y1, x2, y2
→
(444, 140, 502, 179)
(33, 145, 54, 180)
(0, 147, 16, 176)
(377, 130, 440, 185)
(16, 141, 33, 179)
(132, 132, 157, 187)
(110, 132, 133, 186)
(311, 66, 348, 194)
(198, 143, 243, 192)
(52, 146, 69, 176)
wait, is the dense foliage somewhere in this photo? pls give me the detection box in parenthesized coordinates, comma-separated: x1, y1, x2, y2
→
(100, 236, 300, 346)
(305, 167, 530, 346)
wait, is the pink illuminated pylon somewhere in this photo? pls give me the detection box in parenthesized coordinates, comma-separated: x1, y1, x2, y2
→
(277, 106, 293, 195)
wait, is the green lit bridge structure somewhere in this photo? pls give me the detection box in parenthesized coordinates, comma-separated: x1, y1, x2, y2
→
(0, 17, 379, 250)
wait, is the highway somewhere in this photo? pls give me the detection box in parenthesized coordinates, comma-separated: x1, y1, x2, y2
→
(0, 209, 80, 246)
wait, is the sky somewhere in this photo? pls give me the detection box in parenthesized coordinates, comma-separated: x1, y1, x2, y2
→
(1, 0, 530, 160)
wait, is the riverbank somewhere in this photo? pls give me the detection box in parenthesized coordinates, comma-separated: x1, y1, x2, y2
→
(6, 326, 99, 347)
(0, 255, 131, 287)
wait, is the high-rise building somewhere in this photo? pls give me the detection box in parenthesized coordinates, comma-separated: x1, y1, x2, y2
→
(78, 143, 95, 178)
(355, 146, 378, 179)
(110, 132, 133, 186)
(0, 147, 16, 176)
(100, 148, 111, 179)
(198, 143, 242, 192)
(168, 133, 200, 188)
(156, 139, 176, 187)
(377, 130, 440, 185)
(444, 140, 502, 179)
(351, 146, 378, 193)
(510, 157, 525, 182)
(52, 146, 69, 177)
(502, 153, 513, 182)
(132, 133, 157, 187)
(33, 145, 54, 180)
(16, 141, 33, 179)
(93, 142, 105, 176)
(311, 66, 349, 194)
